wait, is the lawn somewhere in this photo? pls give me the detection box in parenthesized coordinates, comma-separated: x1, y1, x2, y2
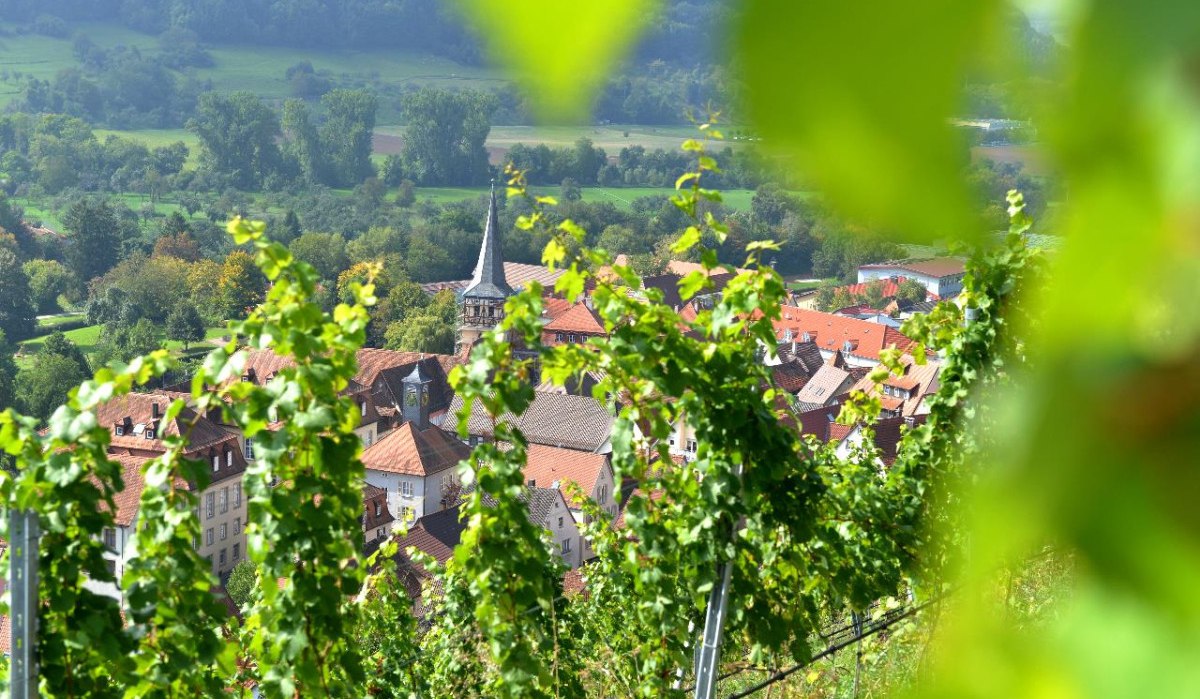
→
(414, 185, 774, 211)
(18, 323, 103, 358)
(35, 313, 87, 328)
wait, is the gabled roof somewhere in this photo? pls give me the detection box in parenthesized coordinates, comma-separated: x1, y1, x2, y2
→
(361, 421, 470, 477)
(462, 183, 514, 300)
(523, 444, 610, 506)
(445, 391, 615, 453)
(834, 414, 929, 464)
(770, 307, 916, 361)
(542, 295, 575, 320)
(847, 356, 941, 417)
(770, 362, 813, 394)
(642, 271, 734, 309)
(96, 392, 235, 457)
(795, 364, 857, 409)
(356, 349, 458, 418)
(227, 348, 370, 396)
(362, 482, 395, 532)
(859, 257, 965, 279)
(397, 506, 466, 566)
(545, 303, 606, 335)
(775, 339, 825, 374)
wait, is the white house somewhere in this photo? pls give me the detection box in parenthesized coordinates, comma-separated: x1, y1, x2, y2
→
(361, 363, 470, 525)
(857, 258, 966, 298)
(523, 444, 617, 560)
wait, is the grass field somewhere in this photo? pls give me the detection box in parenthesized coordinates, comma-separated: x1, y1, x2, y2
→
(0, 19, 501, 111)
(413, 185, 763, 210)
(18, 323, 103, 357)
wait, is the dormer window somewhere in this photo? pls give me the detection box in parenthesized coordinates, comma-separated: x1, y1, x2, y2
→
(114, 423, 125, 436)
(144, 428, 155, 440)
(212, 453, 220, 472)
(226, 449, 233, 468)
(360, 401, 367, 417)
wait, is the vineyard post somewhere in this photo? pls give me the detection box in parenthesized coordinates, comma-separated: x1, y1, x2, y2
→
(9, 508, 38, 699)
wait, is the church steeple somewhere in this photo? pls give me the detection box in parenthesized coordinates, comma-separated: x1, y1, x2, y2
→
(462, 181, 513, 300)
(458, 181, 513, 352)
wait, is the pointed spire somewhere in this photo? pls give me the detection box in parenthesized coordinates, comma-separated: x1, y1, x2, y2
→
(462, 180, 513, 300)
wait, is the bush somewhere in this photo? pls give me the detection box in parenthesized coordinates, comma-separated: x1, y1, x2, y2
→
(32, 14, 68, 38)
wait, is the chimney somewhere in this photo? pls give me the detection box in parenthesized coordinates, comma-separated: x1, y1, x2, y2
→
(151, 403, 160, 420)
(527, 479, 536, 487)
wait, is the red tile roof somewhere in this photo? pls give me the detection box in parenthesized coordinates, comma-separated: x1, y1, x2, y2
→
(848, 356, 941, 417)
(542, 296, 575, 320)
(361, 421, 470, 476)
(523, 444, 609, 507)
(544, 303, 606, 335)
(838, 277, 909, 299)
(96, 392, 237, 457)
(770, 362, 813, 393)
(770, 307, 916, 361)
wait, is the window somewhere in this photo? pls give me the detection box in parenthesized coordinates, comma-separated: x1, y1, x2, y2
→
(401, 506, 415, 522)
(192, 536, 198, 550)
(377, 527, 386, 540)
(568, 333, 576, 344)
(103, 528, 116, 550)
(219, 549, 226, 566)
(360, 400, 367, 417)
(115, 425, 124, 436)
(561, 539, 572, 554)
(234, 517, 242, 534)
(374, 502, 381, 517)
(599, 485, 608, 504)
(212, 454, 220, 472)
(226, 450, 233, 468)
(400, 480, 414, 498)
(220, 523, 227, 541)
(365, 431, 372, 447)
(205, 528, 214, 546)
(106, 559, 116, 575)
(233, 543, 241, 562)
(686, 440, 697, 453)
(555, 332, 564, 343)
(206, 493, 215, 518)
(558, 516, 564, 528)
(219, 488, 228, 513)
(244, 438, 255, 460)
(442, 473, 455, 490)
(234, 483, 242, 508)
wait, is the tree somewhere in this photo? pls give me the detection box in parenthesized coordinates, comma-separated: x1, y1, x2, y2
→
(401, 88, 495, 185)
(188, 92, 284, 190)
(152, 231, 202, 262)
(166, 304, 206, 351)
(383, 314, 455, 354)
(63, 198, 123, 284)
(91, 318, 161, 367)
(217, 250, 264, 319)
(863, 279, 888, 309)
(896, 277, 928, 304)
(560, 177, 582, 202)
(0, 248, 36, 341)
(225, 560, 257, 610)
(281, 99, 325, 184)
(289, 232, 348, 281)
(186, 259, 224, 321)
(22, 258, 76, 315)
(15, 348, 89, 421)
(0, 330, 16, 411)
(319, 89, 377, 187)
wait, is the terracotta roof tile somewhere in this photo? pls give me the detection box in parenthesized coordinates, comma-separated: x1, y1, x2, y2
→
(362, 421, 470, 476)
(545, 303, 606, 335)
(96, 392, 234, 456)
(523, 444, 609, 506)
(795, 365, 856, 407)
(770, 308, 916, 361)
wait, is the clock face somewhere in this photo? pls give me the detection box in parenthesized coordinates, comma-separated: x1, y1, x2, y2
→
(405, 388, 418, 407)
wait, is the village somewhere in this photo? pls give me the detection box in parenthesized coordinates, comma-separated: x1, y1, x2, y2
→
(70, 187, 965, 616)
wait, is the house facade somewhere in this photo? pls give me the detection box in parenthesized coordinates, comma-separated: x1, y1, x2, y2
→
(524, 444, 617, 560)
(361, 363, 470, 525)
(857, 258, 966, 298)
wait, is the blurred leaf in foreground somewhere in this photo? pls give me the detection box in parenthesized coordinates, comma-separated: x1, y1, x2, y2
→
(455, 0, 658, 122)
(735, 0, 1001, 243)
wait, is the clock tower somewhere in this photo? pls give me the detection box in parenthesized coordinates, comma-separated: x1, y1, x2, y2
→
(401, 361, 432, 430)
